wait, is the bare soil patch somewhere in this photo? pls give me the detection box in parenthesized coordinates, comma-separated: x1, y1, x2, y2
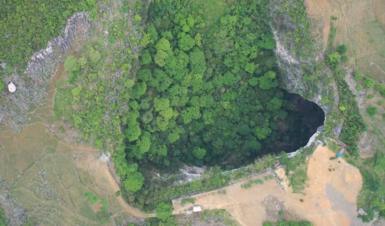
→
(173, 146, 366, 226)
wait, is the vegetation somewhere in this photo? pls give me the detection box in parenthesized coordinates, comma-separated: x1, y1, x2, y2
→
(156, 202, 173, 222)
(353, 69, 385, 109)
(54, 0, 146, 196)
(53, 0, 323, 211)
(181, 197, 196, 206)
(366, 106, 377, 117)
(84, 191, 111, 223)
(0, 207, 6, 226)
(280, 147, 312, 192)
(263, 220, 312, 226)
(0, 0, 96, 73)
(241, 178, 264, 189)
(334, 72, 366, 156)
(123, 0, 287, 171)
(240, 175, 274, 189)
(199, 209, 239, 226)
(270, 0, 316, 60)
(357, 152, 385, 220)
(325, 21, 366, 156)
(324, 20, 385, 221)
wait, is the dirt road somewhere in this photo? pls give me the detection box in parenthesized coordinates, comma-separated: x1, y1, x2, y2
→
(173, 146, 366, 226)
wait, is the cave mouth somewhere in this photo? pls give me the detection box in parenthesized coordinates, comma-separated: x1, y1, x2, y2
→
(261, 91, 325, 155)
(200, 91, 325, 170)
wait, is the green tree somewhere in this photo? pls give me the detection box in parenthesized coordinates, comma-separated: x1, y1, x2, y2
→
(126, 113, 142, 142)
(123, 171, 144, 193)
(154, 98, 170, 112)
(367, 106, 377, 117)
(155, 38, 172, 67)
(64, 55, 80, 83)
(135, 132, 152, 157)
(189, 48, 206, 74)
(146, 24, 159, 44)
(156, 202, 173, 221)
(141, 50, 153, 65)
(132, 82, 147, 98)
(192, 147, 207, 160)
(88, 47, 101, 63)
(259, 71, 277, 90)
(326, 52, 341, 69)
(178, 33, 195, 51)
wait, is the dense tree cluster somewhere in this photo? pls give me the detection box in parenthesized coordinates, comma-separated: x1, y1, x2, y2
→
(119, 0, 286, 174)
(55, 1, 147, 193)
(56, 0, 323, 209)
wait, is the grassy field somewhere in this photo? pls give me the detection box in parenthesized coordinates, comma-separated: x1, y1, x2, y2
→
(0, 121, 139, 225)
(306, 0, 385, 81)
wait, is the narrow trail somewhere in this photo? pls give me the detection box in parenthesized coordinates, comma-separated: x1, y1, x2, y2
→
(58, 139, 154, 219)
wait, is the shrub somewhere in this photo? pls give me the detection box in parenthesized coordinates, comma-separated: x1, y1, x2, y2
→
(366, 106, 377, 117)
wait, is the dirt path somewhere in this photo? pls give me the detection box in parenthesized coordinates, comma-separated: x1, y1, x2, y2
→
(173, 146, 366, 226)
(68, 142, 153, 219)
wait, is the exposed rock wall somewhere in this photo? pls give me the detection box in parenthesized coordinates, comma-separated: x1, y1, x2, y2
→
(0, 13, 91, 130)
(269, 0, 340, 155)
(273, 29, 307, 96)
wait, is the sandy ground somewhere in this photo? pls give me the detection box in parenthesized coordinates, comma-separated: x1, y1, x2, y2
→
(173, 146, 367, 226)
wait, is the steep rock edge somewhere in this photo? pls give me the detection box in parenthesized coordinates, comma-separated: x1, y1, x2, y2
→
(269, 0, 339, 136)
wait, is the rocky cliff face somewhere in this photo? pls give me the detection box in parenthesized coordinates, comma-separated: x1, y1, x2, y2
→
(268, 0, 343, 153)
(0, 13, 91, 130)
(269, 0, 336, 115)
(273, 29, 307, 96)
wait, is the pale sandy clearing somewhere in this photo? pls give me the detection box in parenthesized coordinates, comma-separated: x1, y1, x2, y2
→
(173, 146, 367, 226)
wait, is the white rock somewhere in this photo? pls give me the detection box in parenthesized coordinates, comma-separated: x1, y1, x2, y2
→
(8, 82, 16, 93)
(99, 152, 110, 162)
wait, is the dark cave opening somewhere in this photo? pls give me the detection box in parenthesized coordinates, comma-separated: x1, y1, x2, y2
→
(265, 92, 325, 154)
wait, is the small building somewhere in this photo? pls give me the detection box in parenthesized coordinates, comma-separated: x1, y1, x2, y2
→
(192, 205, 202, 213)
(336, 150, 345, 158)
(8, 82, 16, 93)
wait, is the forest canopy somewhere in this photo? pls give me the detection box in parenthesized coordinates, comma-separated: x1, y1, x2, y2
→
(55, 0, 324, 209)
